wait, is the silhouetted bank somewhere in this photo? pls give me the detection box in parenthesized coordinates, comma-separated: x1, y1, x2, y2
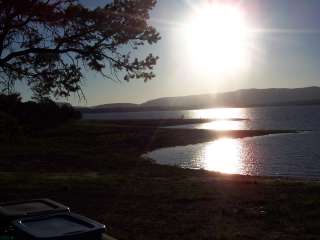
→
(0, 120, 318, 240)
(0, 94, 81, 134)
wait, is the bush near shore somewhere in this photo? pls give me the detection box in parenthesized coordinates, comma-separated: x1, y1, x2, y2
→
(0, 94, 81, 138)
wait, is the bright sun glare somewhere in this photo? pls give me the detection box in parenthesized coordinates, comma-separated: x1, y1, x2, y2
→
(185, 2, 252, 75)
(204, 138, 241, 174)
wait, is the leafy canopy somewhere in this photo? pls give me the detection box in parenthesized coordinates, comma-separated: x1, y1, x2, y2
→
(0, 0, 160, 99)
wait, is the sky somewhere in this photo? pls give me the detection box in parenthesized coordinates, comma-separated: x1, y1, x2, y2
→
(20, 0, 320, 105)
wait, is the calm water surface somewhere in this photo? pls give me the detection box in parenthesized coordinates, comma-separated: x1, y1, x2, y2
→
(83, 105, 320, 130)
(144, 132, 320, 179)
(84, 106, 320, 178)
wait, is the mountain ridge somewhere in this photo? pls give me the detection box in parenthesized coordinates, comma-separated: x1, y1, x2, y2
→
(79, 86, 320, 113)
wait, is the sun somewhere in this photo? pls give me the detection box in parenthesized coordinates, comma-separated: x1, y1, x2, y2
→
(184, 2, 252, 75)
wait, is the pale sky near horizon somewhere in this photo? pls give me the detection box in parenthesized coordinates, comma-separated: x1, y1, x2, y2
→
(19, 0, 320, 106)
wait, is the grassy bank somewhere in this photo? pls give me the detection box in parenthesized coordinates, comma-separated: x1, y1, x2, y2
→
(0, 120, 318, 240)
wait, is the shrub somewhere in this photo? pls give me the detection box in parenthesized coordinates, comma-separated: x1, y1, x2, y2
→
(0, 94, 82, 131)
(0, 111, 23, 143)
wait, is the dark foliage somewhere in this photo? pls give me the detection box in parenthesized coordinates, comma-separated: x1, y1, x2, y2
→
(0, 94, 81, 133)
(0, 0, 160, 99)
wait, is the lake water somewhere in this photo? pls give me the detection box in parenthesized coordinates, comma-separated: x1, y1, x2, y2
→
(84, 106, 320, 179)
(83, 105, 320, 130)
(145, 132, 320, 179)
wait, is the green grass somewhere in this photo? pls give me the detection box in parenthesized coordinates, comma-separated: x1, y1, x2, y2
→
(0, 120, 317, 240)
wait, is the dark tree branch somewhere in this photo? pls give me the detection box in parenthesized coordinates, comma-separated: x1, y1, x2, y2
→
(0, 0, 160, 99)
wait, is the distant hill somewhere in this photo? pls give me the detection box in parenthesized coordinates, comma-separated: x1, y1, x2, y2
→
(79, 87, 320, 113)
(93, 103, 139, 109)
(141, 87, 320, 108)
(56, 102, 73, 107)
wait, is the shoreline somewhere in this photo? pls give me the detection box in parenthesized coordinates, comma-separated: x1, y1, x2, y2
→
(1, 120, 319, 239)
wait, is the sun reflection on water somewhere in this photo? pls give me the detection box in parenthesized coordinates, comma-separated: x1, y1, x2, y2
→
(192, 108, 246, 120)
(199, 120, 244, 130)
(202, 138, 242, 174)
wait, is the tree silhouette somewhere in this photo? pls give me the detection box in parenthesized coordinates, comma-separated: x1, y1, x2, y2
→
(0, 0, 160, 99)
